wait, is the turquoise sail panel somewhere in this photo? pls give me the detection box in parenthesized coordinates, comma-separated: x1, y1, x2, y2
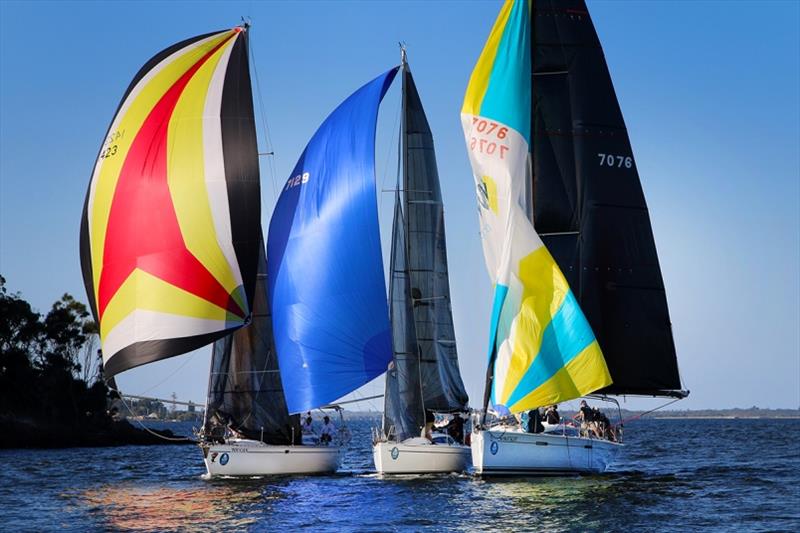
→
(267, 68, 398, 414)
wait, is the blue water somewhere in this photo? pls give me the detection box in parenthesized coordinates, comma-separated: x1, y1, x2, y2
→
(1, 418, 798, 532)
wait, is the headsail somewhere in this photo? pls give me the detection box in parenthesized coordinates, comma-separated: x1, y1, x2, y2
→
(203, 239, 300, 445)
(80, 27, 261, 378)
(531, 0, 685, 397)
(267, 69, 398, 414)
(461, 0, 611, 414)
(383, 189, 424, 442)
(403, 67, 469, 413)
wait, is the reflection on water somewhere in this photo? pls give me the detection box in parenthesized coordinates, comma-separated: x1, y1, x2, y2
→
(79, 484, 264, 532)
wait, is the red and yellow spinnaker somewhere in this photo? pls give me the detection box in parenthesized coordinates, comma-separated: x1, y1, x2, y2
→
(80, 27, 261, 378)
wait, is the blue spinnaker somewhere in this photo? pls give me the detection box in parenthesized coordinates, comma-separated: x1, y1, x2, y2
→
(267, 68, 398, 414)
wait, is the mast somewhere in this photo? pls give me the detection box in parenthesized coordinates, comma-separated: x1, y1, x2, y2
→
(382, 48, 425, 441)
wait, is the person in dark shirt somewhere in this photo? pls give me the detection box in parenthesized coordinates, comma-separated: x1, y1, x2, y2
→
(527, 408, 544, 433)
(544, 405, 560, 425)
(445, 413, 465, 444)
(573, 400, 596, 437)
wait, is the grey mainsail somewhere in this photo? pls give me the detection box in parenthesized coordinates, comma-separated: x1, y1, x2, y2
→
(383, 63, 469, 441)
(402, 66, 469, 412)
(203, 240, 300, 444)
(531, 0, 685, 397)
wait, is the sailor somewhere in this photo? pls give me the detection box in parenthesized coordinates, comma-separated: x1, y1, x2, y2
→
(445, 413, 465, 444)
(527, 408, 544, 433)
(544, 404, 560, 425)
(319, 415, 336, 445)
(301, 413, 314, 435)
(573, 400, 595, 437)
(421, 409, 435, 441)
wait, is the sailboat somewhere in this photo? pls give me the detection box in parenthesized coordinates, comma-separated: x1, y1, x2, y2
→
(79, 24, 340, 477)
(200, 238, 343, 476)
(461, 0, 687, 475)
(372, 53, 471, 475)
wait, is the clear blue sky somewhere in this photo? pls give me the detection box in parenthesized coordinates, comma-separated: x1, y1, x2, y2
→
(1, 1, 798, 410)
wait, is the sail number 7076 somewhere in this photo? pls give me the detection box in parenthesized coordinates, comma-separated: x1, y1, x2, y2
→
(597, 153, 633, 169)
(469, 118, 509, 159)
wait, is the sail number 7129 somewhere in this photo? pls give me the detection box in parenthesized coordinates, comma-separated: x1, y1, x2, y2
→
(597, 153, 633, 169)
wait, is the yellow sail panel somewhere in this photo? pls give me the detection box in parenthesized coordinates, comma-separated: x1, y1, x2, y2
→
(80, 27, 261, 377)
(167, 36, 241, 298)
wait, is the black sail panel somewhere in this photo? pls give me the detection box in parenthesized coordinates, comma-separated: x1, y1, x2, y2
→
(403, 68, 469, 411)
(383, 194, 424, 442)
(203, 241, 300, 444)
(532, 0, 683, 396)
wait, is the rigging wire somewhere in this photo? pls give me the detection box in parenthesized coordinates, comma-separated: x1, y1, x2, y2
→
(136, 350, 197, 397)
(109, 387, 193, 442)
(248, 26, 280, 215)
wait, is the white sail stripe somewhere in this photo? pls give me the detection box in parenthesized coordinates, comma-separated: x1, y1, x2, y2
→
(87, 32, 229, 248)
(460, 113, 542, 287)
(202, 35, 244, 291)
(101, 309, 239, 365)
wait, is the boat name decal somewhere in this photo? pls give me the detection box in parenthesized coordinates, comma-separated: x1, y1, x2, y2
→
(219, 453, 229, 466)
(391, 446, 399, 460)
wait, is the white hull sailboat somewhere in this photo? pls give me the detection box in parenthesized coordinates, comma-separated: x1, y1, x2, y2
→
(373, 435, 470, 475)
(459, 0, 687, 478)
(203, 439, 342, 477)
(372, 51, 472, 475)
(471, 426, 620, 476)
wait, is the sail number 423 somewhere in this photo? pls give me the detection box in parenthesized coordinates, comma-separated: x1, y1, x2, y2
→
(598, 153, 633, 169)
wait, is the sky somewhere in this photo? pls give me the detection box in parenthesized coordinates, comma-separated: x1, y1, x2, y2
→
(1, 1, 798, 411)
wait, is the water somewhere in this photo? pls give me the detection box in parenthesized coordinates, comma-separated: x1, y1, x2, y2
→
(1, 418, 798, 532)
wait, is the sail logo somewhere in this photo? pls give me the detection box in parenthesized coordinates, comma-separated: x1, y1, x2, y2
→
(285, 172, 310, 190)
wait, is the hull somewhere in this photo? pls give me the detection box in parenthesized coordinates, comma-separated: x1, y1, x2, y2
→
(373, 438, 470, 474)
(471, 428, 621, 476)
(202, 440, 342, 477)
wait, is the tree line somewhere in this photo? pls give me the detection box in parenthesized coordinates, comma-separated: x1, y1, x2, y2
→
(0, 275, 111, 427)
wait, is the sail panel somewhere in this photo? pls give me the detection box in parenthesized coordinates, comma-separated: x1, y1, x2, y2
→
(403, 68, 469, 412)
(532, 0, 684, 395)
(267, 69, 398, 414)
(383, 193, 424, 442)
(204, 242, 300, 445)
(462, 0, 612, 414)
(80, 27, 260, 378)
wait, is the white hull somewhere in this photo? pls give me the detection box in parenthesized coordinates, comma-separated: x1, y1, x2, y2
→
(202, 439, 342, 477)
(471, 427, 621, 476)
(373, 438, 470, 474)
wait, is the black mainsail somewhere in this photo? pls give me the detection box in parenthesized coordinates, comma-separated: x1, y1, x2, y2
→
(383, 62, 469, 441)
(203, 241, 300, 444)
(531, 0, 685, 397)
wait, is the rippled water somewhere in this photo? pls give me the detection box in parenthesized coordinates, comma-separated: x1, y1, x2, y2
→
(1, 418, 798, 532)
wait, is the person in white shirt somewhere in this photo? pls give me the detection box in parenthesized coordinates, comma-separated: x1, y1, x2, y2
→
(320, 415, 336, 445)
